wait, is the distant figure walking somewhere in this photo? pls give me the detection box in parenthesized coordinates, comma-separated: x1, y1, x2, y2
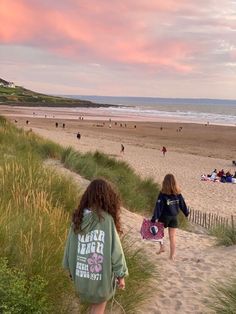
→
(55, 122, 58, 128)
(162, 146, 167, 156)
(120, 144, 125, 154)
(62, 123, 65, 129)
(26, 120, 30, 125)
(76, 132, 81, 140)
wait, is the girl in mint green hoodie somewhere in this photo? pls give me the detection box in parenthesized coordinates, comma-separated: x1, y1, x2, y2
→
(63, 179, 128, 314)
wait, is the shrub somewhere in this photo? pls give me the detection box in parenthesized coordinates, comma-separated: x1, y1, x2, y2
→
(0, 258, 49, 313)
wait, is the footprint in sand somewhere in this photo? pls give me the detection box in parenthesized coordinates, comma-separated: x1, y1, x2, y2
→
(175, 300, 183, 311)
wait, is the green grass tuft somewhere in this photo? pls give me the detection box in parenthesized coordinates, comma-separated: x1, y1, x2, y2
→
(210, 224, 236, 246)
(210, 277, 236, 313)
(0, 117, 156, 313)
(61, 149, 159, 214)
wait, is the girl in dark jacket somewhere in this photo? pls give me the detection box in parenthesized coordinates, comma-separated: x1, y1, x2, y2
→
(151, 174, 189, 260)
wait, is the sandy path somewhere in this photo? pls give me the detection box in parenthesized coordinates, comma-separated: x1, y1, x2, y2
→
(47, 159, 236, 314)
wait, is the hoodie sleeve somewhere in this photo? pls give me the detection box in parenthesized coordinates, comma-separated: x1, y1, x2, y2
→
(151, 193, 164, 222)
(62, 227, 72, 270)
(178, 194, 189, 217)
(111, 222, 128, 278)
(62, 226, 78, 281)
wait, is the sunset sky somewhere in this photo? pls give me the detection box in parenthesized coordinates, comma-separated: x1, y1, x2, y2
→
(0, 0, 236, 98)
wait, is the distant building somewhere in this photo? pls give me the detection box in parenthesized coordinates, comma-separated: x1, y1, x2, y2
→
(0, 78, 15, 88)
(8, 82, 15, 88)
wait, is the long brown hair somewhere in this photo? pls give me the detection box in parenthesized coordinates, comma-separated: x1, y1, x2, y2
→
(161, 174, 180, 195)
(72, 178, 122, 234)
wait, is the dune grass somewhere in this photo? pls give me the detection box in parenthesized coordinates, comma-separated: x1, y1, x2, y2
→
(0, 117, 156, 313)
(210, 223, 236, 246)
(0, 118, 80, 311)
(0, 117, 63, 160)
(210, 277, 236, 313)
(208, 221, 236, 313)
(61, 147, 159, 213)
(0, 153, 79, 312)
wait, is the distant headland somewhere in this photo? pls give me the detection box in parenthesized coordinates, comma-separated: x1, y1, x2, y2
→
(0, 78, 112, 108)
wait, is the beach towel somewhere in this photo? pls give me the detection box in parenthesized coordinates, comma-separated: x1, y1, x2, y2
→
(140, 218, 164, 242)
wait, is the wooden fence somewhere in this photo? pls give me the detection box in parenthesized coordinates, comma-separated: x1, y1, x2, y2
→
(188, 208, 235, 230)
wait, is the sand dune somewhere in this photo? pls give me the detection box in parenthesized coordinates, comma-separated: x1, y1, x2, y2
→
(47, 159, 236, 314)
(3, 107, 236, 313)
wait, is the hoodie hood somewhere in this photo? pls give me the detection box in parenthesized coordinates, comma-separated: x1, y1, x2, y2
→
(80, 210, 101, 234)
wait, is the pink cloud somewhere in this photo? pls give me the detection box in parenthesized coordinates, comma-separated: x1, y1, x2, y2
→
(0, 0, 229, 74)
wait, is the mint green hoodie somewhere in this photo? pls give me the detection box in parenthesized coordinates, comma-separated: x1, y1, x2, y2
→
(63, 210, 128, 304)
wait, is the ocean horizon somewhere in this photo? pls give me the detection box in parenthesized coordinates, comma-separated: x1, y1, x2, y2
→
(65, 95, 236, 106)
(61, 95, 236, 126)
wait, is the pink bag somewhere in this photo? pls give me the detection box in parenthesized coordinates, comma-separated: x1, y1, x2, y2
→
(140, 218, 164, 242)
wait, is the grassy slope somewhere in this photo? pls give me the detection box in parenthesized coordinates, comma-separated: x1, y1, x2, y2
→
(0, 85, 110, 107)
(0, 116, 79, 312)
(0, 116, 155, 313)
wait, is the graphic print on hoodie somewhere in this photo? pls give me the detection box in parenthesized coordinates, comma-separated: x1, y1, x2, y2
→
(76, 229, 105, 281)
(63, 210, 128, 303)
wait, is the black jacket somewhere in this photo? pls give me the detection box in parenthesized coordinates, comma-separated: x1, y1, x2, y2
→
(151, 192, 189, 222)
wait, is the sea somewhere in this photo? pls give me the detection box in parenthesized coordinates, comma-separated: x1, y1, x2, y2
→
(66, 95, 236, 126)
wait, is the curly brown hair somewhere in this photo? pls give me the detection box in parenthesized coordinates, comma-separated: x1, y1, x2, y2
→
(72, 178, 122, 234)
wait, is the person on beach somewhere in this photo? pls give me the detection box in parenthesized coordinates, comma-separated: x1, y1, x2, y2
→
(162, 146, 167, 156)
(76, 132, 81, 140)
(151, 174, 189, 260)
(121, 144, 125, 154)
(63, 179, 128, 314)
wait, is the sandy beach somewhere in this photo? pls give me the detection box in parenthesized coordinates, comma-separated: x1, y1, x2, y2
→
(2, 105, 236, 217)
(2, 105, 236, 313)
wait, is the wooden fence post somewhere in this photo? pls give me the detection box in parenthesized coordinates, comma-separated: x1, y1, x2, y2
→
(187, 207, 235, 232)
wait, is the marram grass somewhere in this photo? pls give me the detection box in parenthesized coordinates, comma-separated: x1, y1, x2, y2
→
(210, 223, 236, 246)
(0, 155, 79, 312)
(0, 117, 155, 313)
(210, 277, 236, 314)
(61, 148, 159, 213)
